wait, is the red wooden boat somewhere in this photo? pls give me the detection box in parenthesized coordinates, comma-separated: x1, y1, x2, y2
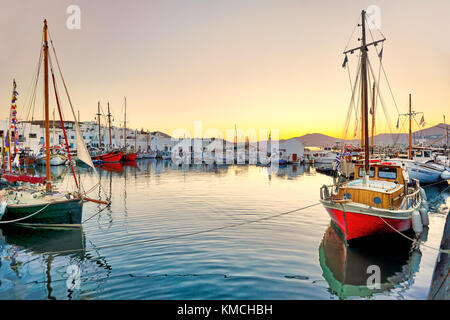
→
(121, 152, 137, 161)
(319, 10, 425, 243)
(92, 151, 122, 163)
(320, 162, 423, 242)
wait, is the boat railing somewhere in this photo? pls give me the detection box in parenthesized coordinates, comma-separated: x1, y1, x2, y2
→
(320, 184, 341, 201)
(399, 179, 421, 209)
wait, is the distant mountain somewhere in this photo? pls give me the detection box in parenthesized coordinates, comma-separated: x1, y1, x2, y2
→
(290, 123, 449, 147)
(282, 133, 343, 147)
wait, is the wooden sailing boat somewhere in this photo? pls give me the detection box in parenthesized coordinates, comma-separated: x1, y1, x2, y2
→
(0, 20, 105, 227)
(121, 97, 137, 161)
(91, 101, 122, 163)
(319, 10, 424, 242)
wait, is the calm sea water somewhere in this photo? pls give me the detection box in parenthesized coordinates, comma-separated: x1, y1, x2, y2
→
(0, 159, 448, 300)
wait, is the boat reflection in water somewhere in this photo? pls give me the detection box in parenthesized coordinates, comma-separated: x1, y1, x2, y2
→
(319, 222, 423, 299)
(0, 225, 86, 255)
(0, 226, 111, 299)
(100, 162, 123, 173)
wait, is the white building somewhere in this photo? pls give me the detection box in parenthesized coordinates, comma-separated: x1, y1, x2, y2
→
(0, 119, 176, 155)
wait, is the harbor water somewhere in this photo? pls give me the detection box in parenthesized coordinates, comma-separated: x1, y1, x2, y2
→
(0, 159, 448, 299)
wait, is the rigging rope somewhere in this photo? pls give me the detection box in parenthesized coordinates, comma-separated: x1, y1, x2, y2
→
(38, 202, 322, 255)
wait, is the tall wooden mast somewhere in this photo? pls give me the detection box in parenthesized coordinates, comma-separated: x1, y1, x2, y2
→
(97, 101, 102, 148)
(124, 97, 127, 149)
(43, 20, 51, 188)
(370, 83, 376, 154)
(361, 10, 370, 174)
(343, 11, 385, 177)
(409, 93, 412, 159)
(107, 102, 112, 148)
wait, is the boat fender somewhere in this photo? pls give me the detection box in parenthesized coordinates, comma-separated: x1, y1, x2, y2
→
(322, 185, 330, 199)
(0, 200, 7, 219)
(419, 207, 429, 227)
(412, 210, 423, 236)
(419, 188, 427, 201)
(409, 249, 422, 273)
(441, 170, 450, 181)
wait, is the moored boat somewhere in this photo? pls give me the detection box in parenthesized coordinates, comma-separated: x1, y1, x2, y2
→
(92, 150, 122, 163)
(319, 10, 425, 243)
(0, 20, 106, 228)
(122, 152, 137, 161)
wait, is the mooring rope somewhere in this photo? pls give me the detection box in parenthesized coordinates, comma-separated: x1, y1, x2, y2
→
(0, 201, 52, 224)
(38, 202, 322, 255)
(378, 216, 450, 254)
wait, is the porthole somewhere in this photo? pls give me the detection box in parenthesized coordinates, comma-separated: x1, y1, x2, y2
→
(373, 197, 382, 205)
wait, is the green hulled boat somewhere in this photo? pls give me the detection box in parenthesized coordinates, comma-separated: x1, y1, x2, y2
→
(0, 20, 99, 228)
(1, 197, 83, 227)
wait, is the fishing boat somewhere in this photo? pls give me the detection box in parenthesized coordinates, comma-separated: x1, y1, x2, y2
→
(319, 10, 426, 243)
(0, 20, 106, 227)
(121, 97, 138, 162)
(389, 95, 450, 184)
(35, 145, 68, 166)
(90, 102, 122, 163)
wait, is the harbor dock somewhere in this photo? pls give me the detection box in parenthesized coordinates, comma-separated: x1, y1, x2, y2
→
(428, 210, 450, 300)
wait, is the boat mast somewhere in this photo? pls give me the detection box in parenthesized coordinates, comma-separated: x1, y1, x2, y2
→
(124, 97, 127, 150)
(370, 83, 376, 154)
(361, 10, 370, 175)
(107, 102, 112, 148)
(43, 20, 51, 188)
(445, 115, 449, 153)
(52, 108, 55, 146)
(409, 94, 412, 159)
(97, 101, 102, 149)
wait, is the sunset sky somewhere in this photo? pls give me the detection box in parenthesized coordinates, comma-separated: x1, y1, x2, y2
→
(1, 0, 449, 140)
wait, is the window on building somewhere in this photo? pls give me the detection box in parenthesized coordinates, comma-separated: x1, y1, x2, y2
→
(29, 133, 37, 138)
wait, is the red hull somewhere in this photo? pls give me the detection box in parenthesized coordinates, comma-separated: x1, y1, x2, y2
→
(93, 152, 122, 163)
(122, 153, 137, 161)
(101, 162, 123, 172)
(324, 207, 412, 241)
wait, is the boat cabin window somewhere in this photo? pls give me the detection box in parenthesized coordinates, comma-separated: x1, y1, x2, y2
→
(378, 167, 397, 179)
(423, 150, 431, 158)
(358, 167, 375, 178)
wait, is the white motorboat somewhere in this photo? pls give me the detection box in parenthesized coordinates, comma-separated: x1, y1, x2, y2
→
(390, 158, 450, 184)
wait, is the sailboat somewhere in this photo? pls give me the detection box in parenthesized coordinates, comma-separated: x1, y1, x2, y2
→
(91, 102, 122, 163)
(319, 10, 426, 242)
(0, 20, 106, 227)
(389, 95, 450, 184)
(121, 97, 137, 161)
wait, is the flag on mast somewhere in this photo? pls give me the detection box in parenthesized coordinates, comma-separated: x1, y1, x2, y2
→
(419, 115, 425, 127)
